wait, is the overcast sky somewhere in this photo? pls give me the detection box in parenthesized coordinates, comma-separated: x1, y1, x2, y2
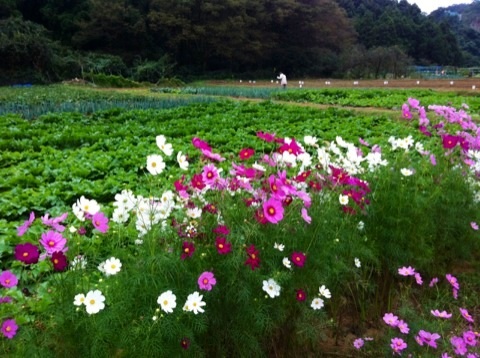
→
(407, 0, 474, 14)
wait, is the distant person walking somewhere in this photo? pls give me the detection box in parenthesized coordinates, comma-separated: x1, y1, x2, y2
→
(277, 72, 287, 89)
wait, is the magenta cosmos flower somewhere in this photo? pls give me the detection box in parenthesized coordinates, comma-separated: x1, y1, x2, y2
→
(51, 251, 68, 271)
(192, 137, 211, 151)
(245, 245, 260, 270)
(0, 271, 18, 288)
(239, 148, 255, 160)
(262, 198, 284, 224)
(92, 212, 109, 233)
(291, 252, 306, 267)
(41, 212, 68, 232)
(198, 271, 216, 291)
(295, 289, 307, 302)
(1, 319, 18, 339)
(256, 131, 275, 142)
(213, 225, 230, 236)
(14, 242, 40, 264)
(39, 230, 67, 255)
(215, 237, 232, 255)
(181, 242, 195, 260)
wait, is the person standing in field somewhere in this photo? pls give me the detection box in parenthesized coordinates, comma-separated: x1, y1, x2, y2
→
(277, 72, 287, 89)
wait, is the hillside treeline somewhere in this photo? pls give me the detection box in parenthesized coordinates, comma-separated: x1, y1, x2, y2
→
(0, 0, 476, 84)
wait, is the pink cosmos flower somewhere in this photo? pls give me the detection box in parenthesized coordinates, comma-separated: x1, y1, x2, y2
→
(92, 212, 109, 233)
(14, 243, 40, 264)
(463, 331, 477, 346)
(0, 271, 18, 288)
(417, 330, 441, 348)
(441, 353, 452, 358)
(450, 336, 468, 355)
(181, 242, 195, 260)
(353, 338, 364, 349)
(390, 337, 407, 355)
(215, 237, 232, 255)
(359, 138, 370, 147)
(201, 149, 225, 162)
(291, 252, 306, 267)
(262, 198, 284, 224)
(402, 103, 412, 119)
(429, 277, 439, 287)
(453, 288, 458, 300)
(446, 274, 460, 290)
(202, 164, 220, 185)
(408, 97, 420, 109)
(39, 231, 67, 255)
(301, 208, 311, 224)
(397, 320, 409, 334)
(198, 271, 216, 291)
(383, 313, 399, 327)
(431, 310, 452, 319)
(17, 211, 35, 236)
(41, 212, 68, 232)
(430, 154, 437, 165)
(459, 308, 474, 323)
(414, 272, 423, 285)
(398, 266, 416, 276)
(279, 138, 303, 155)
(239, 148, 255, 160)
(1, 319, 18, 339)
(471, 222, 479, 230)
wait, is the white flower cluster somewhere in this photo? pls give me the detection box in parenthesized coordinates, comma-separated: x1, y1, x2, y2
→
(98, 257, 122, 276)
(74, 290, 105, 315)
(72, 196, 100, 221)
(111, 189, 177, 237)
(156, 290, 206, 315)
(146, 135, 189, 175)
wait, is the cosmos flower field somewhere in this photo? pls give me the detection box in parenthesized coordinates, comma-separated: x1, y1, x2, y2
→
(0, 86, 479, 356)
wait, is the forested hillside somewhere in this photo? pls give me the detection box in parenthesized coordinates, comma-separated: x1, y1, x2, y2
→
(0, 0, 479, 84)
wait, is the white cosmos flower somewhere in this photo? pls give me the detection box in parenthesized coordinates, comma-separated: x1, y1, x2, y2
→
(183, 291, 206, 314)
(84, 290, 106, 314)
(186, 207, 202, 219)
(319, 285, 331, 299)
(400, 168, 414, 176)
(357, 221, 365, 230)
(339, 194, 349, 205)
(157, 290, 177, 313)
(146, 154, 166, 175)
(177, 151, 189, 170)
(112, 207, 129, 223)
(73, 293, 86, 306)
(274, 242, 285, 251)
(104, 257, 122, 276)
(311, 297, 325, 310)
(78, 196, 100, 215)
(156, 135, 174, 156)
(114, 189, 136, 211)
(252, 162, 266, 172)
(262, 278, 281, 298)
(70, 255, 87, 270)
(355, 258, 361, 268)
(304, 135, 318, 146)
(282, 257, 292, 269)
